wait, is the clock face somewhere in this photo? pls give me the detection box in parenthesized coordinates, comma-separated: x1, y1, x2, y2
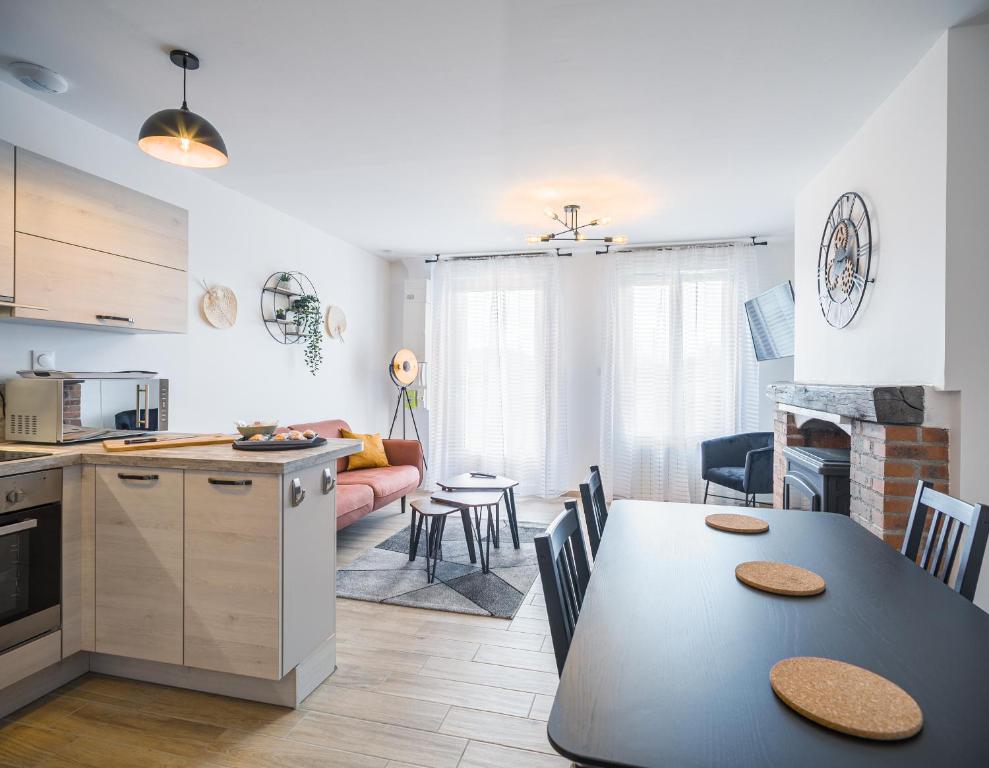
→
(817, 191, 872, 328)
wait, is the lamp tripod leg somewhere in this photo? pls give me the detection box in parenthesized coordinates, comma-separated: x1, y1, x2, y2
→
(388, 387, 404, 439)
(403, 386, 427, 470)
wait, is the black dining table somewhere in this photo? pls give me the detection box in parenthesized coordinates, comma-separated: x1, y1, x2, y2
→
(547, 500, 989, 767)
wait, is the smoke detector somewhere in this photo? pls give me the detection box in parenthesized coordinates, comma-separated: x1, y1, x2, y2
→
(8, 62, 69, 94)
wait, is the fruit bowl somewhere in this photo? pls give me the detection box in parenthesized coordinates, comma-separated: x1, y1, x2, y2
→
(235, 421, 278, 439)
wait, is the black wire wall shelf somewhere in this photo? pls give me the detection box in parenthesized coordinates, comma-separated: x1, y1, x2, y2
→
(260, 271, 318, 345)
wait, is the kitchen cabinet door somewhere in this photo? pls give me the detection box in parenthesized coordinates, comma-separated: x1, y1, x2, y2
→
(15, 148, 188, 271)
(184, 471, 282, 680)
(13, 233, 186, 333)
(282, 462, 336, 676)
(94, 466, 184, 664)
(0, 141, 13, 301)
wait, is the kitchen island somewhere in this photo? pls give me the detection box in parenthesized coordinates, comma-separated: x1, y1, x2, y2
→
(0, 435, 362, 717)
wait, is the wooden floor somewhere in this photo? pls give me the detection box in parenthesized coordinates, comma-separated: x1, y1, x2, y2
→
(0, 495, 573, 768)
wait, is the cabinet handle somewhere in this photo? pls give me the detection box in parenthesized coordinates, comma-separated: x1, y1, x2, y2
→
(117, 473, 159, 481)
(322, 468, 336, 494)
(0, 299, 49, 311)
(208, 478, 253, 486)
(96, 314, 135, 323)
(291, 477, 306, 507)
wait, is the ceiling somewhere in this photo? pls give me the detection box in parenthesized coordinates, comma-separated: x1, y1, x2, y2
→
(1, 0, 986, 258)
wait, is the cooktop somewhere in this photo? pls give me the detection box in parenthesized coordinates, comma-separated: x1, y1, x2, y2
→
(0, 450, 52, 463)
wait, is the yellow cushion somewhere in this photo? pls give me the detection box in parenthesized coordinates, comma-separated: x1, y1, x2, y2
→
(341, 429, 390, 470)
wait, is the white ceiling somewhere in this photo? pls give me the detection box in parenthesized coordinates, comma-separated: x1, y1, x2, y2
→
(1, 0, 986, 257)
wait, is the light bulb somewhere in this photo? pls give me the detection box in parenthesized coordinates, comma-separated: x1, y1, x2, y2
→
(525, 235, 541, 244)
(598, 216, 612, 226)
(543, 207, 556, 219)
(576, 232, 585, 241)
(179, 136, 191, 152)
(611, 235, 628, 245)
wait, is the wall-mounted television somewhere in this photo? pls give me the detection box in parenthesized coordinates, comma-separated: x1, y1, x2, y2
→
(745, 281, 794, 361)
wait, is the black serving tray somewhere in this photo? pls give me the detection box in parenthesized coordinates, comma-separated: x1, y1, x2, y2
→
(232, 436, 327, 451)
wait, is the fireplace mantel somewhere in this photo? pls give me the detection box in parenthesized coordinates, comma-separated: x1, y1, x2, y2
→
(767, 382, 924, 425)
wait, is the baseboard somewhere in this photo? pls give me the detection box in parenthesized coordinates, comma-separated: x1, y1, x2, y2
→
(89, 635, 337, 708)
(292, 634, 337, 706)
(0, 651, 89, 718)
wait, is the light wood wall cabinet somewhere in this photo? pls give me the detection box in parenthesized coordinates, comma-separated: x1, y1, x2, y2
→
(94, 466, 184, 665)
(15, 148, 188, 270)
(0, 145, 188, 332)
(0, 141, 13, 302)
(13, 233, 186, 332)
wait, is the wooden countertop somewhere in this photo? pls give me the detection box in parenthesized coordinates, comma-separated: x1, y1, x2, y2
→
(0, 435, 363, 476)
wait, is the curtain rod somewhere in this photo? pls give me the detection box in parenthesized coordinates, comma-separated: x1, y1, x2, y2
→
(600, 235, 768, 255)
(425, 236, 768, 262)
(425, 248, 573, 264)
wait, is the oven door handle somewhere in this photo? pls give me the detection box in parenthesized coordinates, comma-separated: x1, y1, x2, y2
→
(0, 519, 38, 537)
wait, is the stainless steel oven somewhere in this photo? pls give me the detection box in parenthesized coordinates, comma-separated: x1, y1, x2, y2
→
(0, 468, 61, 654)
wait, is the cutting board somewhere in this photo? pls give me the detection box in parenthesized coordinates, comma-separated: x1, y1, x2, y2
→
(102, 434, 237, 452)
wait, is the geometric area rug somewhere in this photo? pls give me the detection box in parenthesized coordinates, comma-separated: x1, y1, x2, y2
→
(337, 521, 545, 619)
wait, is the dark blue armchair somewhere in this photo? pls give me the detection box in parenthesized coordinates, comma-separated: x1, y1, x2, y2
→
(700, 432, 774, 506)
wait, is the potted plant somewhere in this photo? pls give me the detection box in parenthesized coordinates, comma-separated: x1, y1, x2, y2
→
(274, 308, 287, 321)
(291, 294, 323, 375)
(277, 272, 293, 286)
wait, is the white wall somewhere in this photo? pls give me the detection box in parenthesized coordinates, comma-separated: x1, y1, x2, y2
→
(394, 238, 794, 493)
(791, 26, 989, 610)
(0, 83, 393, 434)
(944, 24, 989, 611)
(793, 34, 949, 388)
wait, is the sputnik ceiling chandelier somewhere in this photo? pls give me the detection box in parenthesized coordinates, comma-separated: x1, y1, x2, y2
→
(526, 204, 628, 246)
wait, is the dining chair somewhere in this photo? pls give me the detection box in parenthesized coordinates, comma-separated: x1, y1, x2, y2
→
(579, 466, 608, 557)
(535, 501, 592, 676)
(901, 480, 989, 601)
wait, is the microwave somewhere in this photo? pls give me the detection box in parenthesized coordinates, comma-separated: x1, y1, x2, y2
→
(5, 375, 169, 443)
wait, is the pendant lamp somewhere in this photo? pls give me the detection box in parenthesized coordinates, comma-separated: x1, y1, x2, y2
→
(138, 50, 228, 168)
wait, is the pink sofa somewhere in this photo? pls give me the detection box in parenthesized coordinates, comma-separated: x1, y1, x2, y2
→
(287, 419, 424, 530)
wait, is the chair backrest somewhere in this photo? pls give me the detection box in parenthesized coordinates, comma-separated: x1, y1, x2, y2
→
(579, 466, 608, 557)
(535, 501, 592, 676)
(901, 481, 989, 601)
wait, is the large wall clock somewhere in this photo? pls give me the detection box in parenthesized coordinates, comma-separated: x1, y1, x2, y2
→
(817, 191, 872, 328)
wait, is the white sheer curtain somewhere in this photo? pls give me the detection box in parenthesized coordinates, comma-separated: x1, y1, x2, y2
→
(600, 245, 759, 502)
(428, 256, 567, 497)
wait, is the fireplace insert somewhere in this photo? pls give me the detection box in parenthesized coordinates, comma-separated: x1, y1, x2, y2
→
(782, 446, 850, 515)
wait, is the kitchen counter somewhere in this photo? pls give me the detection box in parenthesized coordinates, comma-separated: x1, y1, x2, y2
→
(0, 434, 363, 477)
(0, 433, 364, 716)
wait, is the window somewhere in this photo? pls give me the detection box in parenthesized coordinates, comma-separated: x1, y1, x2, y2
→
(601, 247, 759, 502)
(429, 256, 566, 496)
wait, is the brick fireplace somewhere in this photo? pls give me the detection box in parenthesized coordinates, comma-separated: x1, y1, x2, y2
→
(770, 383, 949, 550)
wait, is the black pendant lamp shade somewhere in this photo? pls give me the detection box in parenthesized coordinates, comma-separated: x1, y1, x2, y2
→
(138, 50, 228, 168)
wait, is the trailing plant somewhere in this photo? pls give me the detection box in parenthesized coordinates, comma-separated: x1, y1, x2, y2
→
(278, 272, 293, 284)
(291, 294, 323, 375)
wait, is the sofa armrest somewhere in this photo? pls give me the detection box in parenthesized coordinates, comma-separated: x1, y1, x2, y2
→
(382, 439, 424, 487)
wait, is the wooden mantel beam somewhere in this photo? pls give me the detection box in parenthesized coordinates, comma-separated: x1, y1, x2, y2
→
(767, 383, 924, 425)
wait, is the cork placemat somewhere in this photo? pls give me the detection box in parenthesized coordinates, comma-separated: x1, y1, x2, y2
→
(705, 513, 769, 534)
(771, 657, 923, 741)
(735, 561, 826, 596)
